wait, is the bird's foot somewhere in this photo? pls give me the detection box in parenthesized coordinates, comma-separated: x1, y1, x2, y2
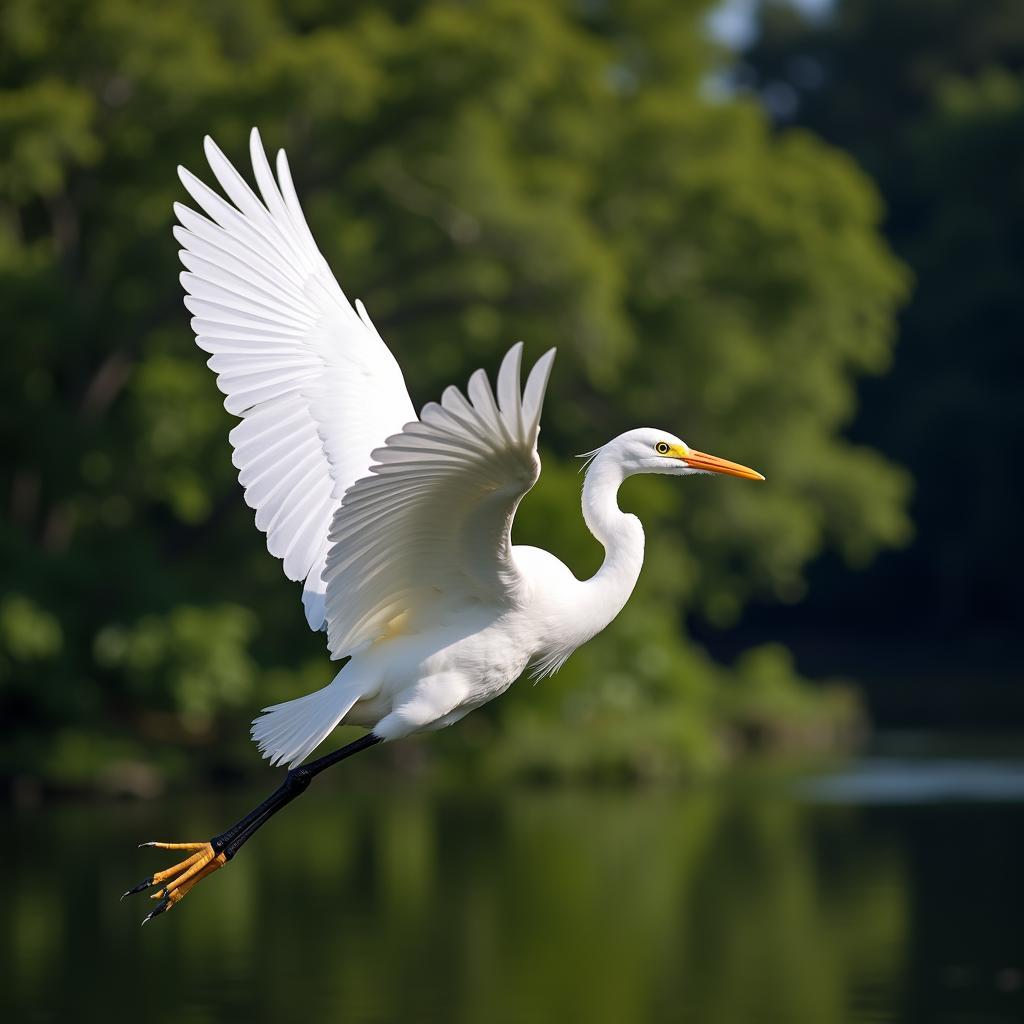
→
(121, 840, 227, 924)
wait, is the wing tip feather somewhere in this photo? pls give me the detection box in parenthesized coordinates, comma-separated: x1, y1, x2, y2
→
(522, 347, 556, 436)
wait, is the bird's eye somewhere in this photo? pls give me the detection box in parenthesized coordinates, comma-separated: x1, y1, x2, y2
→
(655, 442, 670, 455)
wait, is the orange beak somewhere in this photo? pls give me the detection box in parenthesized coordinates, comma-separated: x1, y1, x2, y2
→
(681, 449, 764, 481)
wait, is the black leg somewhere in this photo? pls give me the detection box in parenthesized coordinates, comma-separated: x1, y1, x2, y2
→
(125, 731, 383, 923)
(212, 731, 383, 859)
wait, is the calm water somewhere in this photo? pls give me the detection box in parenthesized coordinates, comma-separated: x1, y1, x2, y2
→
(3, 756, 1023, 1024)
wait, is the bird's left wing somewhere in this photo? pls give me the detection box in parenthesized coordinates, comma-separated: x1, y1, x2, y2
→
(323, 343, 556, 660)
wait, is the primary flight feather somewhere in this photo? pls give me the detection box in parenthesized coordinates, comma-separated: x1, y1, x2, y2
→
(123, 128, 763, 922)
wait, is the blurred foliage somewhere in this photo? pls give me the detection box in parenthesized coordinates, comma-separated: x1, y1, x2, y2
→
(0, 0, 909, 787)
(741, 0, 1024, 675)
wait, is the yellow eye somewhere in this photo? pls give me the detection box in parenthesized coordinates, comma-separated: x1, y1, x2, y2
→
(655, 441, 670, 455)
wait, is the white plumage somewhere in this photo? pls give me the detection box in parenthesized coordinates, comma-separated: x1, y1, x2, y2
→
(323, 343, 554, 661)
(176, 131, 414, 630)
(176, 129, 764, 769)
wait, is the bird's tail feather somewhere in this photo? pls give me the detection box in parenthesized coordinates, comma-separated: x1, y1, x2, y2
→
(251, 670, 363, 768)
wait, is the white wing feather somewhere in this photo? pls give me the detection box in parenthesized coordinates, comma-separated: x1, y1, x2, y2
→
(323, 343, 556, 660)
(175, 129, 415, 629)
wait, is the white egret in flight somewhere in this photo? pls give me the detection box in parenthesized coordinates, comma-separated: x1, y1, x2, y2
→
(123, 129, 763, 923)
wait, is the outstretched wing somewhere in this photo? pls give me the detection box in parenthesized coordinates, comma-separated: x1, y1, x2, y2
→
(323, 343, 556, 660)
(175, 129, 416, 629)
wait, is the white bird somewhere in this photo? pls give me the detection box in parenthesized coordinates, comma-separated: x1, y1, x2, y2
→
(123, 128, 763, 923)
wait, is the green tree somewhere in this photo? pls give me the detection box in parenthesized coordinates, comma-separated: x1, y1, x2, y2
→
(0, 0, 907, 784)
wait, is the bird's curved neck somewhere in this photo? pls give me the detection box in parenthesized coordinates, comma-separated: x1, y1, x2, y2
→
(578, 453, 645, 631)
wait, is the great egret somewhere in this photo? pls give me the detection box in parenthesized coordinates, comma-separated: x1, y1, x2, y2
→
(123, 129, 763, 924)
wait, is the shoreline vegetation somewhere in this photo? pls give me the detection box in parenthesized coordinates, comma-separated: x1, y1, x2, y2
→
(6, 662, 865, 800)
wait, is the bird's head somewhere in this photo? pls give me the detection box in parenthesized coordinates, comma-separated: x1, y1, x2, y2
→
(584, 427, 764, 482)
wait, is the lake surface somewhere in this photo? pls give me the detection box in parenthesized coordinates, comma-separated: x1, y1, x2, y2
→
(3, 753, 1023, 1024)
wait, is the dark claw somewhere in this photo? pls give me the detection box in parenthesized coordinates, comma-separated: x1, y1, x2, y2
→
(141, 896, 170, 926)
(137, 841, 160, 849)
(120, 876, 154, 900)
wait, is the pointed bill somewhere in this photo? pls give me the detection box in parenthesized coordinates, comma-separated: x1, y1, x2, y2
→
(682, 449, 764, 481)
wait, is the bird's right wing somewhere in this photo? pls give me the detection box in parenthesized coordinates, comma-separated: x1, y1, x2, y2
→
(175, 129, 416, 630)
(323, 344, 556, 660)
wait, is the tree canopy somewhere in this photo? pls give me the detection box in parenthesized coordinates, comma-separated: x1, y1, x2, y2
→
(0, 0, 909, 785)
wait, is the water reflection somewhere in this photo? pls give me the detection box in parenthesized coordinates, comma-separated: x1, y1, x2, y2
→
(2, 765, 1022, 1024)
(803, 758, 1024, 803)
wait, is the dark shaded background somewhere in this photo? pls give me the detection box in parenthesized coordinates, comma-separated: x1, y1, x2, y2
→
(719, 0, 1024, 729)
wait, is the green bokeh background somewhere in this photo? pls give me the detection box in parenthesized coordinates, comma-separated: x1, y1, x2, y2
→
(2, 0, 1020, 791)
(1, 0, 911, 788)
(4, 4, 1024, 1023)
